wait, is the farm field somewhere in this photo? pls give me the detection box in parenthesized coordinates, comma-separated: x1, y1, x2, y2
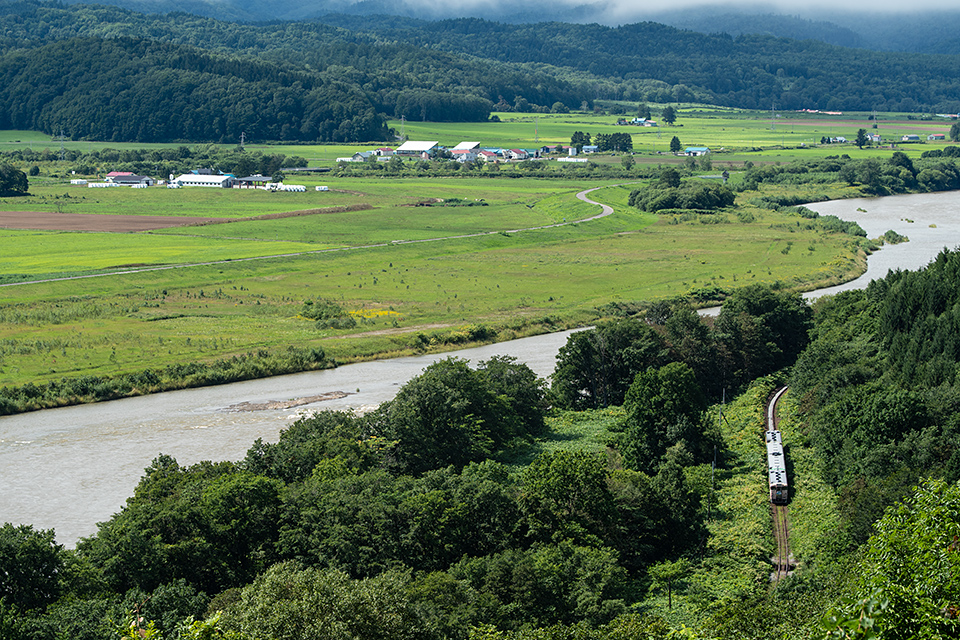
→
(0, 180, 863, 387)
(5, 107, 952, 173)
(0, 106, 928, 392)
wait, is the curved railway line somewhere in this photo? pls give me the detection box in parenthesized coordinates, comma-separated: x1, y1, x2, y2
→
(767, 386, 794, 582)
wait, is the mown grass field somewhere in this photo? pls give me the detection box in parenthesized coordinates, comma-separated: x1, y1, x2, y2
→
(0, 107, 909, 387)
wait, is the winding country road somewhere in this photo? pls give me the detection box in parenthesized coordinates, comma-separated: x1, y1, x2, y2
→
(0, 185, 618, 288)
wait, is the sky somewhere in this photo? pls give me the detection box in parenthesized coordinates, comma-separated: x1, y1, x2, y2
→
(397, 0, 960, 20)
(126, 0, 960, 26)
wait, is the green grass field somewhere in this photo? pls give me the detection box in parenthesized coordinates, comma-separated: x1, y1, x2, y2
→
(0, 180, 863, 386)
(0, 107, 913, 388)
(6, 106, 951, 174)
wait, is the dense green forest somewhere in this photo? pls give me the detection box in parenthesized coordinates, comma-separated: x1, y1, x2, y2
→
(319, 15, 960, 113)
(3, 1, 960, 142)
(0, 1, 584, 142)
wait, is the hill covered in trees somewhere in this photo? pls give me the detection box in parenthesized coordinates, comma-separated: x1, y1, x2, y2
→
(3, 1, 960, 143)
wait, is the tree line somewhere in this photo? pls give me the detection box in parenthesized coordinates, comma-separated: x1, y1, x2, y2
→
(1, 145, 308, 182)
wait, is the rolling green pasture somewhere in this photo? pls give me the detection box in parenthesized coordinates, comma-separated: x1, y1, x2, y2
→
(0, 178, 596, 278)
(389, 108, 954, 162)
(3, 106, 952, 174)
(0, 110, 897, 388)
(0, 229, 327, 276)
(0, 179, 863, 386)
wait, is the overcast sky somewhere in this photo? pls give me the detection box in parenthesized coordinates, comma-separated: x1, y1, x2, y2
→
(398, 0, 960, 20)
(600, 0, 960, 19)
(638, 0, 960, 11)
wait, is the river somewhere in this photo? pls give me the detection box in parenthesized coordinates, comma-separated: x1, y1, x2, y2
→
(805, 191, 960, 297)
(0, 329, 581, 546)
(4, 190, 960, 547)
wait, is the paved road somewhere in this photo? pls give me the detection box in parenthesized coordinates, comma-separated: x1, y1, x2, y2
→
(0, 185, 619, 288)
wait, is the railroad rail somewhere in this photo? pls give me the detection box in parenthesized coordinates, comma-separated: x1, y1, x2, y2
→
(771, 503, 792, 581)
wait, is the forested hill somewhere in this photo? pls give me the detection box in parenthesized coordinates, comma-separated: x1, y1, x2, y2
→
(5, 1, 960, 142)
(318, 15, 960, 113)
(0, 36, 392, 143)
(0, 2, 586, 142)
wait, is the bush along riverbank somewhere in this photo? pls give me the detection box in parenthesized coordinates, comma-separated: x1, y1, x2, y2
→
(0, 346, 330, 415)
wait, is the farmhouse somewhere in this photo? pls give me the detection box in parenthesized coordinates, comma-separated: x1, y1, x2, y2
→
(477, 149, 499, 162)
(338, 151, 374, 163)
(452, 141, 481, 151)
(172, 174, 236, 188)
(450, 149, 478, 163)
(395, 140, 439, 158)
(581, 145, 599, 154)
(929, 133, 946, 141)
(685, 146, 710, 156)
(901, 134, 921, 142)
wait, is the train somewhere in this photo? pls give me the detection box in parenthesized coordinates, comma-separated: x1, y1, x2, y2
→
(766, 387, 789, 505)
(766, 430, 788, 504)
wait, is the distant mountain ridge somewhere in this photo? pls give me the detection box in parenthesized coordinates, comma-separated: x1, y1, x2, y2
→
(52, 0, 960, 55)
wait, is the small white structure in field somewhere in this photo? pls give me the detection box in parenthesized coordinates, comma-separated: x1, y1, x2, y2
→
(316, 186, 329, 191)
(70, 179, 88, 185)
(88, 182, 119, 188)
(264, 182, 306, 192)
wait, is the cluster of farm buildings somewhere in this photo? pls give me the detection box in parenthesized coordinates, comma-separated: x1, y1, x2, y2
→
(336, 140, 599, 164)
(826, 133, 946, 144)
(72, 170, 314, 191)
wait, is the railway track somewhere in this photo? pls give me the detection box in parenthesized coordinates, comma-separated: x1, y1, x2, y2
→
(767, 386, 793, 582)
(771, 503, 792, 581)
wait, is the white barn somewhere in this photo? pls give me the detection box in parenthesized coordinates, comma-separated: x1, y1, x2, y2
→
(172, 174, 236, 188)
(395, 140, 439, 158)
